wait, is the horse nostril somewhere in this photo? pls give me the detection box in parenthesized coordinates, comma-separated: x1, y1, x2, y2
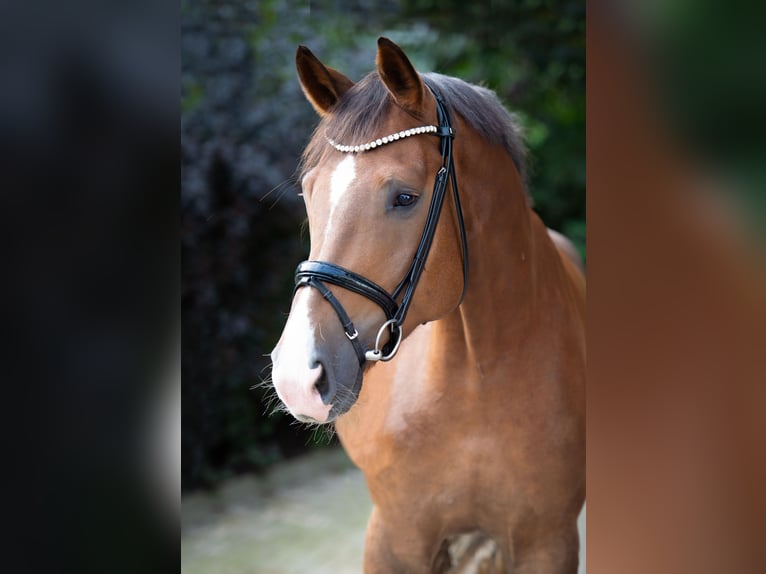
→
(313, 363, 336, 405)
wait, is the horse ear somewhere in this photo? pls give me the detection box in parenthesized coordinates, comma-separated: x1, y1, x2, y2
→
(376, 37, 425, 114)
(296, 45, 355, 116)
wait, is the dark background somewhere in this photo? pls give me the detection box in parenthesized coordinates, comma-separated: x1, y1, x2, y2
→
(1, 0, 763, 571)
(2, 0, 763, 571)
(181, 0, 585, 492)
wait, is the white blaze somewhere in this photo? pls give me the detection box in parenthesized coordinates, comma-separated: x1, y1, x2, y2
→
(325, 155, 356, 242)
(270, 156, 356, 423)
(271, 288, 330, 421)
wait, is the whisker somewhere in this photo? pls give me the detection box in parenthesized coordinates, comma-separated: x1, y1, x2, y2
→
(259, 178, 295, 204)
(268, 179, 300, 210)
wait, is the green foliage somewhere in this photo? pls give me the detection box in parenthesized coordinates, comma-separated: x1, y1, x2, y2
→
(400, 0, 586, 257)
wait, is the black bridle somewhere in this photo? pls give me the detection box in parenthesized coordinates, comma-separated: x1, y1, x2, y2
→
(294, 84, 468, 366)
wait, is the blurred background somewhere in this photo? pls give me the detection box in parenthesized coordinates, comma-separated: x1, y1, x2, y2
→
(181, 1, 584, 570)
(2, 0, 763, 571)
(181, 0, 585, 494)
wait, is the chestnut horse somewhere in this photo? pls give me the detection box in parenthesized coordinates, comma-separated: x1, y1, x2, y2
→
(270, 38, 585, 573)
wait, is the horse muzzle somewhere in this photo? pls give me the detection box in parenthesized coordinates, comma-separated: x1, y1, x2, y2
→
(270, 288, 366, 423)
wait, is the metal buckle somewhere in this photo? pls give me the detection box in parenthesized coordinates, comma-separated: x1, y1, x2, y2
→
(365, 319, 403, 362)
(345, 328, 359, 341)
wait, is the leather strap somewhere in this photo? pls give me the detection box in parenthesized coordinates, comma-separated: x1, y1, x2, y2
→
(296, 261, 398, 320)
(294, 275, 367, 365)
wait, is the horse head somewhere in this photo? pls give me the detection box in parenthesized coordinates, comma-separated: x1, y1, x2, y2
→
(270, 38, 467, 423)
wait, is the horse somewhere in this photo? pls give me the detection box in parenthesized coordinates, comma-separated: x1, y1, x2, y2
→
(269, 37, 585, 573)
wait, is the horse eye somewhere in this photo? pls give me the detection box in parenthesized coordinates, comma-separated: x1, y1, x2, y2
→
(394, 192, 419, 207)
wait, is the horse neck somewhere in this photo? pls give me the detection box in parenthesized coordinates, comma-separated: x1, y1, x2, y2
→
(434, 133, 581, 367)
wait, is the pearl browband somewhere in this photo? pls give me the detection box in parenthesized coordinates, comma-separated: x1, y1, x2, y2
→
(326, 125, 438, 154)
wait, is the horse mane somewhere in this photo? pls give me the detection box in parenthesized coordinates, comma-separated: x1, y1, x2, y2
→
(300, 72, 529, 201)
